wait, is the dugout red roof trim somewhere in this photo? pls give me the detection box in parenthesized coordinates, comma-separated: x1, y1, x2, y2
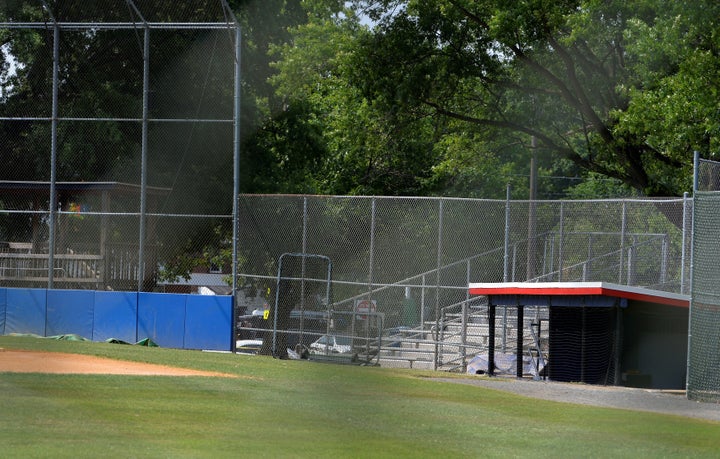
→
(468, 282, 689, 308)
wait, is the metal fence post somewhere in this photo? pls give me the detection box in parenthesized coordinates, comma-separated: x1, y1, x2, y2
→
(504, 184, 511, 282)
(461, 259, 470, 370)
(661, 234, 668, 286)
(434, 199, 444, 370)
(527, 138, 537, 281)
(231, 23, 242, 352)
(558, 201, 565, 281)
(681, 191, 689, 294)
(137, 25, 150, 291)
(232, 23, 242, 294)
(368, 197, 376, 299)
(48, 19, 59, 290)
(420, 274, 426, 329)
(618, 201, 627, 284)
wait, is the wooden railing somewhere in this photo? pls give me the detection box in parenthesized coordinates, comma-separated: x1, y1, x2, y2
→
(0, 252, 103, 284)
(0, 242, 156, 290)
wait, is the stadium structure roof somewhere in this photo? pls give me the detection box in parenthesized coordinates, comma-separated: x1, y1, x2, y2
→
(468, 282, 689, 308)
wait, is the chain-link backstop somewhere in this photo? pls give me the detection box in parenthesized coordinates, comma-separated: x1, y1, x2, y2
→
(0, 1, 240, 292)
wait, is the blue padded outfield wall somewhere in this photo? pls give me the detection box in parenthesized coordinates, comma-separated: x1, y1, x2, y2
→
(0, 287, 232, 351)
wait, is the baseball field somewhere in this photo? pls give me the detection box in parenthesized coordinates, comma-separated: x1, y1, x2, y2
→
(1, 335, 718, 458)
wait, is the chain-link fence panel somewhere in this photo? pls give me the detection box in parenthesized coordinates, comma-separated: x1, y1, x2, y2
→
(238, 195, 691, 344)
(501, 199, 687, 290)
(688, 157, 720, 402)
(0, 2, 239, 292)
(696, 157, 720, 192)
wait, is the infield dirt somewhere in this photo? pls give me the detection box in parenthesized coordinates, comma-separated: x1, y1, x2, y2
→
(0, 348, 237, 377)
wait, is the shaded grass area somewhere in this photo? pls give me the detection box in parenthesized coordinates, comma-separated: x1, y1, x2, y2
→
(1, 335, 719, 458)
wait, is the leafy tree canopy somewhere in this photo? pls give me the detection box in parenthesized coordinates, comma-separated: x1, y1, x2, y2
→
(330, 0, 720, 196)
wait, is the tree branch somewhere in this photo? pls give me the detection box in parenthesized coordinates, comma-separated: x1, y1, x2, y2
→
(546, 35, 615, 144)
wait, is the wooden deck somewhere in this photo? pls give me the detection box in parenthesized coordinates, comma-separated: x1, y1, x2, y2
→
(0, 252, 103, 284)
(0, 242, 148, 289)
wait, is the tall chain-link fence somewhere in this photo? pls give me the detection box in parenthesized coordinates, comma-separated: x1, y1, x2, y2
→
(0, 4, 701, 378)
(688, 156, 720, 402)
(237, 194, 691, 335)
(0, 2, 239, 292)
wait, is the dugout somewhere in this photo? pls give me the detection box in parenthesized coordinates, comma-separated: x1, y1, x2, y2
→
(468, 282, 689, 389)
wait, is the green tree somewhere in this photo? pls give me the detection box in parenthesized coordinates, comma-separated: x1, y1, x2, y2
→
(344, 0, 719, 196)
(617, 2, 720, 170)
(269, 5, 444, 196)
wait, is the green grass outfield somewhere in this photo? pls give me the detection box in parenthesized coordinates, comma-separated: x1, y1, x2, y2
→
(1, 335, 718, 458)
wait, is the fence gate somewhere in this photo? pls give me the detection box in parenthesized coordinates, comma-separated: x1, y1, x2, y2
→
(271, 253, 332, 358)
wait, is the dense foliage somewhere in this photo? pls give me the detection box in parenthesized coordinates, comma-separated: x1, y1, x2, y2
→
(2, 0, 718, 281)
(3, 1, 717, 200)
(266, 0, 720, 198)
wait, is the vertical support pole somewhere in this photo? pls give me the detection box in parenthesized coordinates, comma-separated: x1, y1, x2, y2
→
(660, 235, 668, 286)
(299, 197, 308, 342)
(548, 233, 555, 279)
(461, 259, 470, 370)
(527, 137, 537, 281)
(368, 197, 376, 299)
(488, 301, 496, 377)
(686, 151, 699, 392)
(504, 184, 511, 282)
(137, 25, 150, 291)
(558, 202, 564, 281)
(434, 199, 444, 370)
(272, 254, 284, 357)
(324, 258, 332, 313)
(618, 200, 627, 284)
(302, 197, 308, 255)
(231, 24, 242, 352)
(420, 274, 426, 329)
(581, 306, 586, 383)
(516, 303, 524, 379)
(680, 191, 688, 294)
(626, 236, 637, 285)
(613, 302, 623, 386)
(48, 21, 60, 289)
(586, 233, 593, 281)
(100, 190, 109, 288)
